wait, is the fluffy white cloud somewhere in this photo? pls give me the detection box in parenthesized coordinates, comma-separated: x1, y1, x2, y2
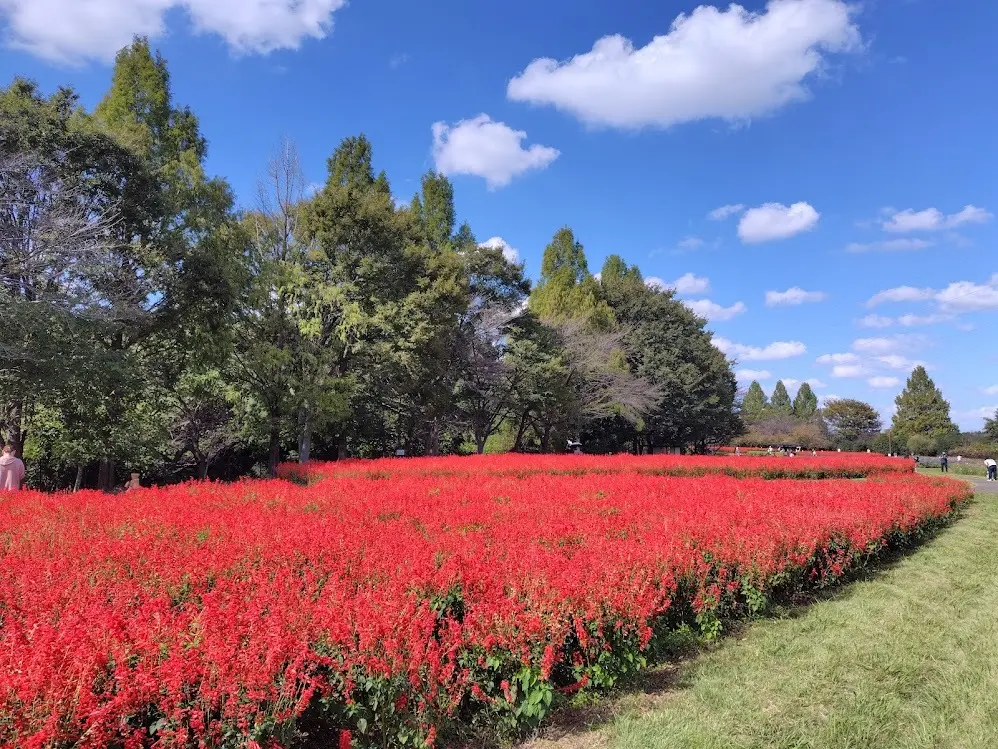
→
(868, 376, 900, 389)
(936, 275, 998, 312)
(506, 0, 860, 129)
(431, 115, 559, 189)
(859, 314, 894, 328)
(870, 276, 998, 313)
(832, 364, 867, 378)
(876, 354, 923, 370)
(0, 0, 347, 63)
(881, 205, 993, 233)
(736, 369, 772, 381)
(685, 299, 747, 321)
(715, 338, 807, 361)
(852, 335, 926, 355)
(479, 237, 520, 264)
(845, 238, 933, 253)
(782, 377, 826, 390)
(738, 202, 819, 243)
(897, 313, 953, 326)
(668, 272, 711, 295)
(817, 352, 859, 364)
(983, 385, 998, 396)
(966, 406, 998, 420)
(866, 286, 936, 307)
(765, 287, 827, 306)
(709, 204, 745, 221)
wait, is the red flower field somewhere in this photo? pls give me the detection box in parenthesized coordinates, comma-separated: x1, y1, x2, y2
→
(0, 455, 966, 748)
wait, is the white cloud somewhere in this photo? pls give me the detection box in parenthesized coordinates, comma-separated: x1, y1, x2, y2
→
(479, 236, 520, 264)
(882, 205, 993, 233)
(709, 204, 745, 221)
(737, 369, 772, 381)
(645, 276, 668, 291)
(866, 286, 936, 307)
(868, 376, 900, 389)
(0, 0, 347, 63)
(833, 364, 867, 378)
(677, 236, 705, 249)
(817, 352, 860, 364)
(431, 115, 559, 189)
(685, 299, 747, 321)
(668, 272, 711, 295)
(852, 334, 926, 355)
(738, 202, 820, 243)
(983, 385, 998, 396)
(845, 238, 934, 253)
(876, 354, 923, 370)
(506, 0, 860, 129)
(783, 377, 826, 390)
(936, 275, 998, 312)
(715, 337, 807, 361)
(966, 406, 998, 420)
(897, 313, 952, 327)
(765, 287, 827, 306)
(859, 314, 894, 328)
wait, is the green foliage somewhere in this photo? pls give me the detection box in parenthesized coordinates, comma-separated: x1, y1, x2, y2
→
(770, 381, 792, 415)
(892, 366, 959, 450)
(741, 382, 769, 422)
(823, 399, 882, 450)
(793, 382, 818, 420)
(906, 433, 939, 456)
(530, 227, 614, 330)
(985, 409, 998, 443)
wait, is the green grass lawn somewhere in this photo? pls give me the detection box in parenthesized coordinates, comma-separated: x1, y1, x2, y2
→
(918, 462, 992, 478)
(525, 493, 998, 749)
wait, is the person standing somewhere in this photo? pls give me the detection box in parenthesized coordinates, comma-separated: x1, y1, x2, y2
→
(986, 457, 997, 481)
(0, 444, 26, 491)
(940, 453, 948, 473)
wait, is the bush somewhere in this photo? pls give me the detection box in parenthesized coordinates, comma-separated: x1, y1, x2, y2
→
(907, 434, 939, 456)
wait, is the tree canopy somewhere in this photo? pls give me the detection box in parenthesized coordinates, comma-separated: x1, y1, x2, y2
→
(0, 38, 745, 490)
(891, 366, 959, 450)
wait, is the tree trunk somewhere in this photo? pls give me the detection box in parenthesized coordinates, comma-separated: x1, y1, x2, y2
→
(298, 407, 312, 464)
(98, 455, 115, 493)
(512, 410, 530, 452)
(197, 458, 209, 480)
(336, 435, 348, 461)
(8, 399, 25, 456)
(268, 421, 281, 478)
(73, 464, 84, 492)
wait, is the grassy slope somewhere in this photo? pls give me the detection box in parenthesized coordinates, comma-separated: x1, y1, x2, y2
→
(526, 494, 998, 749)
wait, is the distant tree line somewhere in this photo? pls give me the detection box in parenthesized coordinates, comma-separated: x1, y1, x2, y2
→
(1, 38, 741, 490)
(737, 365, 986, 456)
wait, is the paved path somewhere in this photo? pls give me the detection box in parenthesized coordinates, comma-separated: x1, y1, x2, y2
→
(964, 476, 998, 494)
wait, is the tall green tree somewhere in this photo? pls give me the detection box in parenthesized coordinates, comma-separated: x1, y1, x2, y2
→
(793, 382, 819, 420)
(983, 409, 998, 443)
(741, 381, 769, 422)
(770, 380, 792, 415)
(529, 228, 613, 330)
(824, 399, 882, 449)
(891, 366, 959, 449)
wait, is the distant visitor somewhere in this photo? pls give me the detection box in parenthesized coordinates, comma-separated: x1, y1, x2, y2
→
(0, 444, 26, 492)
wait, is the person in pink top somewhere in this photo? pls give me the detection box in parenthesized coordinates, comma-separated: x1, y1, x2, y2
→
(0, 444, 26, 491)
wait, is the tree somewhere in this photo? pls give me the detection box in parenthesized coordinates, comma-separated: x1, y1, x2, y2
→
(770, 381, 792, 415)
(741, 381, 769, 422)
(595, 258, 740, 452)
(891, 366, 959, 449)
(823, 399, 882, 449)
(985, 409, 998, 443)
(793, 382, 818, 420)
(530, 228, 613, 330)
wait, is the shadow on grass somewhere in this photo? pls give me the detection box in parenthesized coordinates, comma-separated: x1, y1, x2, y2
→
(497, 501, 973, 749)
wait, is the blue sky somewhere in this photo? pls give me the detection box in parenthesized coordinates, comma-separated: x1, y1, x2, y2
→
(2, 0, 996, 430)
